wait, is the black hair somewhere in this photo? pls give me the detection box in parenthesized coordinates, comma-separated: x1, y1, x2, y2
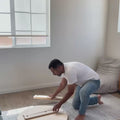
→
(48, 59, 63, 69)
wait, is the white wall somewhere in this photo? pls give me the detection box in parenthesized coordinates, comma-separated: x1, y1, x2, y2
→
(106, 0, 120, 59)
(0, 0, 108, 94)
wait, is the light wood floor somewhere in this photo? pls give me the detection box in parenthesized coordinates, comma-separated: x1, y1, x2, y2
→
(0, 86, 120, 111)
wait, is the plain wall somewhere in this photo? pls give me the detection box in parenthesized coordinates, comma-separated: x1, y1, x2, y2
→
(105, 0, 120, 59)
(0, 0, 108, 94)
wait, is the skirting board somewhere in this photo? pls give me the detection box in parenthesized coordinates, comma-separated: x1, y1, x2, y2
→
(0, 82, 59, 95)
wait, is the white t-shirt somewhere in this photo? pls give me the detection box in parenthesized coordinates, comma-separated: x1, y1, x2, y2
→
(61, 62, 100, 86)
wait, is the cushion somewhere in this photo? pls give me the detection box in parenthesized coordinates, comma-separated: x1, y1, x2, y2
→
(96, 57, 120, 93)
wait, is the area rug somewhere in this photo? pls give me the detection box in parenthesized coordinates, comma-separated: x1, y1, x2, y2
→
(0, 94, 120, 120)
(62, 94, 120, 120)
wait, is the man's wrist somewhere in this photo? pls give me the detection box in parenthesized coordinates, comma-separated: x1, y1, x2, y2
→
(59, 101, 64, 106)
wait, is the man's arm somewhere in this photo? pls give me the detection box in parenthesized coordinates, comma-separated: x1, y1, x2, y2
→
(50, 78, 67, 99)
(53, 83, 76, 111)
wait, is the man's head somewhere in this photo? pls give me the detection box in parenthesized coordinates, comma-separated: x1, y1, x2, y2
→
(48, 59, 64, 76)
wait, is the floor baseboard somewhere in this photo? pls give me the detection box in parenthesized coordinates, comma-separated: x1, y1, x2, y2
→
(0, 82, 59, 95)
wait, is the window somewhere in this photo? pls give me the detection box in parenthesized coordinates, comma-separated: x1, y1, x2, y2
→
(0, 0, 50, 48)
(118, 0, 120, 32)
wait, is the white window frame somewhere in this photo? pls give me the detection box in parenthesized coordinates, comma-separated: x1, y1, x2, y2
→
(118, 0, 120, 32)
(0, 0, 50, 48)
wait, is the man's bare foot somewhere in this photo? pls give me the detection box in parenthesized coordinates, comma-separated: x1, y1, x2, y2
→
(75, 114, 85, 120)
(98, 95, 103, 105)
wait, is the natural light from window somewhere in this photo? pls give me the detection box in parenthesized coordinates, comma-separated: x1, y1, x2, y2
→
(118, 0, 120, 32)
(0, 0, 50, 48)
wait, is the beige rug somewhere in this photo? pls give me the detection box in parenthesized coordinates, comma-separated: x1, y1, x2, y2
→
(1, 94, 120, 120)
(62, 94, 120, 120)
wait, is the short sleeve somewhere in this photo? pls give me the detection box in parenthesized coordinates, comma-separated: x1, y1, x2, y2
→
(60, 73, 65, 78)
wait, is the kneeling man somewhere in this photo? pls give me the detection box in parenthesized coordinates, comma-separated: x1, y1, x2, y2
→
(48, 59, 103, 120)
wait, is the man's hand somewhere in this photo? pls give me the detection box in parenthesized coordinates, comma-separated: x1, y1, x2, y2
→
(53, 103, 62, 112)
(49, 94, 55, 100)
(49, 78, 67, 100)
(52, 84, 76, 112)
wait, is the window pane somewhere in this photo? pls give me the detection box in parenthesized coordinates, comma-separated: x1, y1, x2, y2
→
(16, 37, 31, 45)
(32, 37, 46, 45)
(0, 14, 11, 32)
(15, 0, 30, 12)
(32, 32, 46, 35)
(0, 37, 12, 47)
(118, 0, 120, 32)
(0, 33, 11, 35)
(15, 13, 31, 31)
(16, 32, 31, 35)
(31, 0, 46, 13)
(32, 14, 46, 31)
(0, 0, 10, 12)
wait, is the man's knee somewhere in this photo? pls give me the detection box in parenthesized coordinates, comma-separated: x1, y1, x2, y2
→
(72, 102, 79, 110)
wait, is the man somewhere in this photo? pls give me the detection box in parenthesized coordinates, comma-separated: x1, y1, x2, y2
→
(48, 59, 103, 120)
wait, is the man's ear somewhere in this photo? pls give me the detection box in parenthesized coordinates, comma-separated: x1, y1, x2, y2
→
(59, 65, 63, 70)
(56, 65, 60, 69)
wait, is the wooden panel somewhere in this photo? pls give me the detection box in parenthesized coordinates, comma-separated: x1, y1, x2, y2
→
(17, 105, 68, 120)
(33, 95, 62, 100)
